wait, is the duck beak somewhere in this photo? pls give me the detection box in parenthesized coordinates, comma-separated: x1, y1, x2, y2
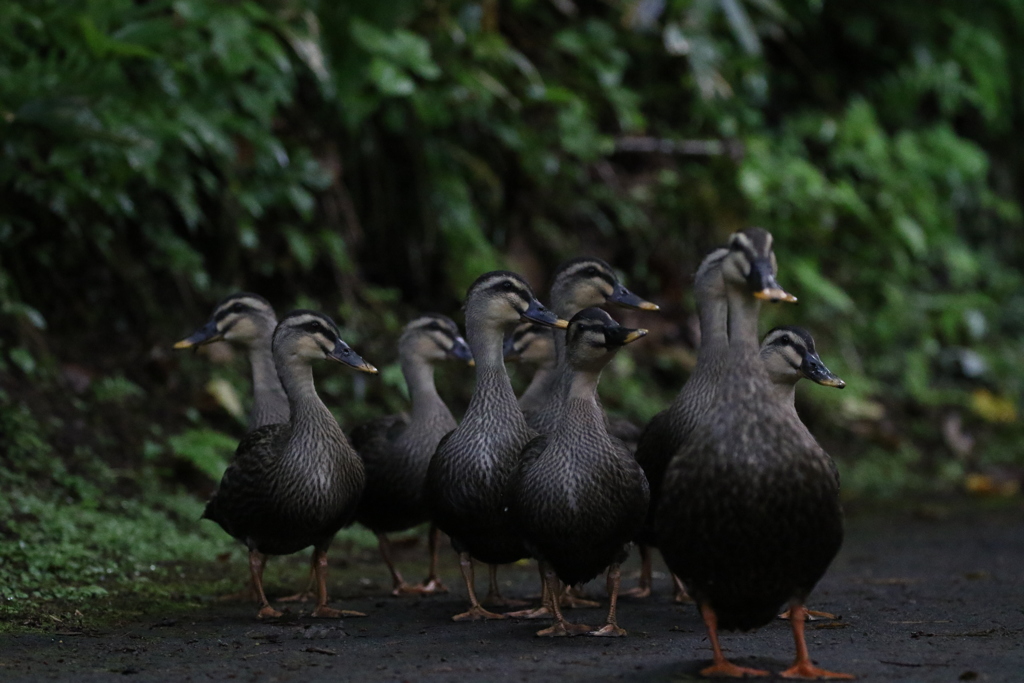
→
(748, 259, 797, 303)
(608, 283, 660, 311)
(327, 339, 378, 374)
(522, 298, 568, 329)
(174, 319, 222, 349)
(607, 327, 648, 347)
(449, 336, 474, 366)
(802, 352, 845, 388)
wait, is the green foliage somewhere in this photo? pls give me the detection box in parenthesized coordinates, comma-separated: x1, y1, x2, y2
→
(92, 375, 145, 403)
(167, 428, 237, 480)
(3, 0, 1024, 617)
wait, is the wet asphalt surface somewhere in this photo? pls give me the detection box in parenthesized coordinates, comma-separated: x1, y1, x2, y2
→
(1, 505, 1022, 682)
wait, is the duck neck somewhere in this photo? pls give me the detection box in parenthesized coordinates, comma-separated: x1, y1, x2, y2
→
(248, 334, 290, 429)
(519, 359, 558, 408)
(465, 317, 521, 420)
(556, 368, 608, 441)
(766, 380, 798, 410)
(275, 352, 337, 437)
(696, 281, 729, 364)
(726, 285, 762, 356)
(551, 296, 581, 367)
(402, 356, 447, 423)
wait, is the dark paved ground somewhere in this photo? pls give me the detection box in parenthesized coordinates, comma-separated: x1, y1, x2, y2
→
(2, 504, 1022, 682)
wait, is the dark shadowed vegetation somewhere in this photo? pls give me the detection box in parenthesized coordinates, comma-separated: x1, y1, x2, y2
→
(1, 0, 1023, 624)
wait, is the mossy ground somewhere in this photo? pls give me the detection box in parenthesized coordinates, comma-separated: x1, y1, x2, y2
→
(0, 382, 392, 635)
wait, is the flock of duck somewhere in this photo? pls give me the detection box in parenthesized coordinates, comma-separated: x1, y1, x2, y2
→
(174, 227, 853, 679)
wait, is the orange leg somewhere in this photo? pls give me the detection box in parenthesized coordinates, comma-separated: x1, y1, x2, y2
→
(507, 563, 553, 619)
(376, 532, 420, 596)
(451, 553, 506, 621)
(310, 548, 366, 618)
(277, 553, 316, 603)
(590, 564, 626, 637)
(621, 544, 652, 598)
(482, 564, 527, 607)
(417, 524, 448, 594)
(536, 562, 592, 637)
(672, 573, 693, 603)
(779, 604, 854, 680)
(698, 603, 769, 678)
(560, 584, 600, 609)
(248, 550, 282, 619)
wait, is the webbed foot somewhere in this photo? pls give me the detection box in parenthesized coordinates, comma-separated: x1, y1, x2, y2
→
(589, 623, 627, 637)
(536, 621, 592, 637)
(452, 605, 507, 622)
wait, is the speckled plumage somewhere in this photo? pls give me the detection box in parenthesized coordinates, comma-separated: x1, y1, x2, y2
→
(202, 311, 368, 561)
(655, 229, 844, 634)
(512, 309, 650, 587)
(428, 366, 535, 564)
(352, 315, 468, 534)
(425, 272, 563, 567)
(523, 257, 656, 438)
(633, 248, 730, 546)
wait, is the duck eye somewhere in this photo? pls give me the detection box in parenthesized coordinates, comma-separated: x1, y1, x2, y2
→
(584, 266, 598, 276)
(502, 281, 515, 291)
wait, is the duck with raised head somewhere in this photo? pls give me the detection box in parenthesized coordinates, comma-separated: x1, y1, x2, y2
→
(202, 311, 377, 620)
(629, 243, 734, 601)
(655, 228, 853, 679)
(350, 314, 472, 596)
(524, 257, 658, 439)
(175, 293, 301, 602)
(512, 308, 649, 638)
(425, 271, 567, 622)
(174, 292, 289, 431)
(629, 319, 846, 601)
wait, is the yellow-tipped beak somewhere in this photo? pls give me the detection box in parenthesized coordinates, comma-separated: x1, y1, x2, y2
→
(623, 329, 648, 344)
(173, 339, 195, 350)
(358, 362, 379, 374)
(754, 288, 798, 303)
(637, 301, 660, 311)
(819, 377, 846, 389)
(467, 359, 476, 368)
(553, 318, 570, 329)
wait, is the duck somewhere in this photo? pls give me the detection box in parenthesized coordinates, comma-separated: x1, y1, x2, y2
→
(629, 243, 733, 600)
(759, 325, 846, 401)
(655, 228, 853, 679)
(175, 293, 307, 603)
(508, 319, 644, 452)
(511, 308, 649, 637)
(504, 322, 556, 418)
(629, 322, 845, 601)
(425, 271, 566, 621)
(349, 314, 472, 596)
(524, 257, 658, 439)
(202, 310, 377, 620)
(174, 292, 288, 430)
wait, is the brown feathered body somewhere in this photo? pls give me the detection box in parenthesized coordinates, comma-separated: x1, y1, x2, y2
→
(203, 316, 365, 557)
(633, 249, 729, 546)
(655, 261, 843, 632)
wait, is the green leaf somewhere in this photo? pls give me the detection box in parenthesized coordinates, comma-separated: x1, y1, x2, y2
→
(168, 429, 237, 480)
(368, 57, 416, 96)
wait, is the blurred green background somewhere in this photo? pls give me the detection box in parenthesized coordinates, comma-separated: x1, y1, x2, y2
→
(2, 0, 1022, 620)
